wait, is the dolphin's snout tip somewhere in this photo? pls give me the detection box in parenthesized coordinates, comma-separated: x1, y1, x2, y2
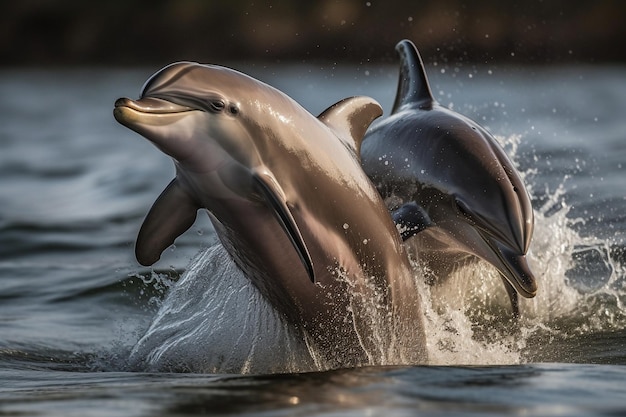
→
(113, 98, 133, 125)
(114, 97, 131, 108)
(491, 239, 538, 299)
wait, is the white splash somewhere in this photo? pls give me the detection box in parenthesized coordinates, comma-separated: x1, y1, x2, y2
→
(127, 135, 625, 372)
(128, 244, 318, 374)
(417, 134, 625, 365)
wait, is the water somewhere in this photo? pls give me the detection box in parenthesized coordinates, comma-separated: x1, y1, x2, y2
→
(1, 63, 625, 415)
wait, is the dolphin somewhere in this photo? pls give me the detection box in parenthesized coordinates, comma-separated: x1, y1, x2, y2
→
(114, 62, 427, 367)
(361, 40, 537, 317)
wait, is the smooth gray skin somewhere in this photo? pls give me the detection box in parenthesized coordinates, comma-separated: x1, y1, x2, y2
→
(114, 62, 427, 367)
(361, 40, 537, 317)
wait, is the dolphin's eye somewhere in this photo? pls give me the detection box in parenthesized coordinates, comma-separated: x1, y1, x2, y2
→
(229, 104, 239, 115)
(209, 100, 225, 113)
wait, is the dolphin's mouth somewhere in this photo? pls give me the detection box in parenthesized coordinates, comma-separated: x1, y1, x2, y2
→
(113, 97, 196, 130)
(482, 233, 537, 298)
(114, 97, 194, 115)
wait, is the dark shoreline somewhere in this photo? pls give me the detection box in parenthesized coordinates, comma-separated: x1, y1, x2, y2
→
(1, 1, 623, 67)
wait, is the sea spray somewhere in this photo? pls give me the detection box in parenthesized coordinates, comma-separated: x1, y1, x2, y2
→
(125, 191, 625, 371)
(126, 247, 428, 373)
(125, 135, 625, 371)
(127, 244, 318, 374)
(415, 134, 626, 365)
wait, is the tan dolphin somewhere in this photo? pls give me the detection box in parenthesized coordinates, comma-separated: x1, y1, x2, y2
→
(114, 62, 427, 367)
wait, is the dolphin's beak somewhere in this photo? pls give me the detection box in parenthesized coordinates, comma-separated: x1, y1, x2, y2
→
(481, 233, 537, 298)
(113, 97, 194, 127)
(114, 97, 198, 162)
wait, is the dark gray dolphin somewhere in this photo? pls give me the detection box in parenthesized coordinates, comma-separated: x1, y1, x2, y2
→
(114, 62, 427, 367)
(361, 40, 537, 317)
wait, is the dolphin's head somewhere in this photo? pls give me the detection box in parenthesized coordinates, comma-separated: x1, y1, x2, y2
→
(425, 111, 536, 298)
(114, 62, 267, 176)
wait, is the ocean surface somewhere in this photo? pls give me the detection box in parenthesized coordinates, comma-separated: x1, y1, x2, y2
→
(1, 62, 625, 416)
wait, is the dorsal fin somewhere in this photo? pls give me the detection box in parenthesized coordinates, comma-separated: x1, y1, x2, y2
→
(391, 39, 435, 113)
(318, 96, 383, 157)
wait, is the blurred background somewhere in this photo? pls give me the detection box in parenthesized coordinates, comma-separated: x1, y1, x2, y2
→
(1, 0, 624, 67)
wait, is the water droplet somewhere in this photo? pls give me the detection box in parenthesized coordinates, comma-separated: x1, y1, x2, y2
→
(343, 223, 349, 230)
